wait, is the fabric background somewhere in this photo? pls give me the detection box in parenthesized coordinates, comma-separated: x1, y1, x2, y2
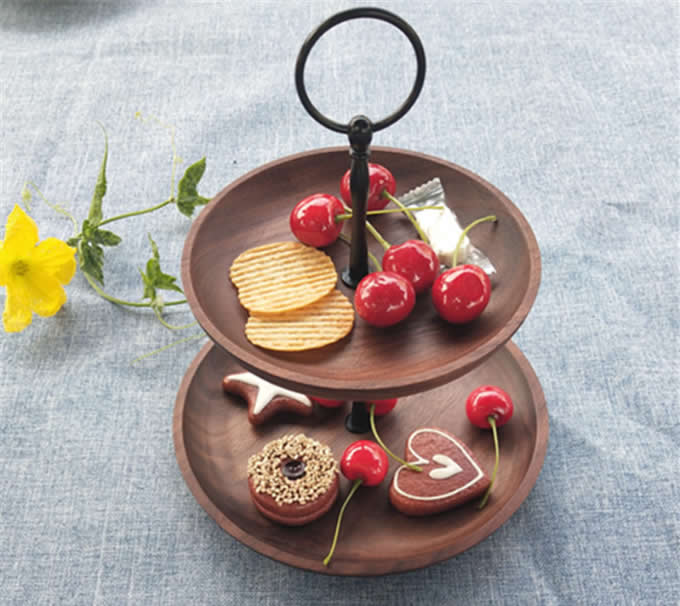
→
(1, 1, 678, 604)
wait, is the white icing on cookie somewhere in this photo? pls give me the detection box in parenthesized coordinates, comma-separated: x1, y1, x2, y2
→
(428, 454, 463, 480)
(393, 428, 484, 502)
(225, 372, 312, 415)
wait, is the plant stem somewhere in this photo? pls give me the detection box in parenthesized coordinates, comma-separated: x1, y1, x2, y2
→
(153, 306, 198, 331)
(82, 271, 187, 308)
(452, 214, 497, 267)
(22, 182, 79, 236)
(131, 332, 205, 365)
(337, 233, 382, 272)
(478, 416, 499, 509)
(369, 405, 421, 472)
(323, 479, 362, 567)
(382, 190, 430, 245)
(98, 198, 173, 227)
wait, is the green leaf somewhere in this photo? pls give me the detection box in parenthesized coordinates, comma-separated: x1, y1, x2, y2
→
(148, 233, 160, 261)
(66, 236, 80, 247)
(81, 219, 95, 240)
(139, 268, 155, 301)
(155, 273, 183, 294)
(79, 240, 105, 285)
(88, 124, 108, 227)
(176, 157, 210, 217)
(139, 234, 184, 301)
(145, 257, 161, 282)
(92, 228, 122, 247)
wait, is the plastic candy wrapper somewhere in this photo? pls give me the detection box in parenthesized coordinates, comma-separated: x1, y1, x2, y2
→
(400, 178, 496, 276)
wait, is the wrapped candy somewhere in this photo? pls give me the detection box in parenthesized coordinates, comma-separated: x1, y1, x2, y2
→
(400, 178, 496, 276)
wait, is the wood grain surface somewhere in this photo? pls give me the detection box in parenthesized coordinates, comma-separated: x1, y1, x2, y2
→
(173, 341, 548, 576)
(181, 147, 541, 401)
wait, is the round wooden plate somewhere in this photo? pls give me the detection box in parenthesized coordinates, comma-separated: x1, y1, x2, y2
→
(181, 147, 541, 401)
(173, 340, 548, 576)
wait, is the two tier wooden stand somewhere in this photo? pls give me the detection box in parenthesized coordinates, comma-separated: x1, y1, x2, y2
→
(174, 9, 547, 576)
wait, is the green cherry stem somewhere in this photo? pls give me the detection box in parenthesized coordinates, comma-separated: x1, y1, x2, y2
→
(452, 214, 497, 267)
(381, 190, 430, 245)
(335, 206, 444, 222)
(478, 416, 499, 509)
(365, 220, 390, 251)
(338, 233, 382, 271)
(369, 405, 421, 472)
(323, 478, 362, 567)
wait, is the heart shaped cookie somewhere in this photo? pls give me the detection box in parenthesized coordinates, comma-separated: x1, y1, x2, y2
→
(389, 427, 490, 516)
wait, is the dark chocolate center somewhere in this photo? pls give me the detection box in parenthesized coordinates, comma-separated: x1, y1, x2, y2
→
(281, 459, 306, 480)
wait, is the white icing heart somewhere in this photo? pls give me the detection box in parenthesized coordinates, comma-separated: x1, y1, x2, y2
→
(428, 454, 463, 480)
(392, 428, 484, 502)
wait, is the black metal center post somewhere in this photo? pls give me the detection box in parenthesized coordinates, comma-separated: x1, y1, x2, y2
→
(295, 7, 426, 287)
(294, 7, 426, 432)
(343, 115, 372, 288)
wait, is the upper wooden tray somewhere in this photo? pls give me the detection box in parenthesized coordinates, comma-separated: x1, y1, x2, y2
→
(181, 147, 541, 401)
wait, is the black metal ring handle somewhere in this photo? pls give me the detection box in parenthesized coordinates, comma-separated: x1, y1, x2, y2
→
(295, 7, 426, 133)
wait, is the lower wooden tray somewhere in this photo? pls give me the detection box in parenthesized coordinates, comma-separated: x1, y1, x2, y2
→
(173, 341, 548, 576)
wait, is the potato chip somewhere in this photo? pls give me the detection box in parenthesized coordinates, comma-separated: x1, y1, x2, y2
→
(245, 290, 354, 351)
(230, 242, 337, 315)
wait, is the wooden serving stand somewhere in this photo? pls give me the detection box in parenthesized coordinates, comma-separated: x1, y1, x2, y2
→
(174, 9, 547, 576)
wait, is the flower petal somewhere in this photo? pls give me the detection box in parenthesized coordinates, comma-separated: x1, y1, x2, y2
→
(0, 241, 8, 286)
(22, 268, 67, 317)
(2, 277, 33, 332)
(2, 205, 39, 257)
(30, 238, 77, 284)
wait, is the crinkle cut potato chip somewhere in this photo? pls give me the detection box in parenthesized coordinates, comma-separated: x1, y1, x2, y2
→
(245, 290, 354, 351)
(230, 241, 338, 315)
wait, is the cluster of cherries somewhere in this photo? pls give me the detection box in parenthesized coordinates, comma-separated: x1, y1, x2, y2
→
(317, 385, 514, 566)
(289, 163, 494, 327)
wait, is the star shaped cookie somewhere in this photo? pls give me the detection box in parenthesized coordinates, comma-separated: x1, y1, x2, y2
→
(222, 372, 313, 426)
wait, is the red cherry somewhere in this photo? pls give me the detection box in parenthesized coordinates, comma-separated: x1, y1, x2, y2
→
(289, 193, 345, 247)
(340, 163, 396, 211)
(365, 398, 397, 416)
(340, 440, 389, 486)
(382, 240, 439, 294)
(465, 385, 513, 509)
(324, 440, 389, 566)
(465, 385, 514, 429)
(431, 264, 491, 324)
(312, 397, 345, 408)
(354, 271, 416, 327)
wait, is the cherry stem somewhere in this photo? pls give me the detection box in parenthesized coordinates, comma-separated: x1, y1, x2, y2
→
(338, 233, 382, 271)
(452, 214, 497, 267)
(478, 416, 499, 509)
(323, 478, 362, 567)
(365, 220, 391, 251)
(381, 190, 430, 245)
(369, 405, 421, 472)
(335, 206, 443, 223)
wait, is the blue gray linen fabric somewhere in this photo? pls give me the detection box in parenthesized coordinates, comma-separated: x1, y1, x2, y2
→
(1, 1, 678, 604)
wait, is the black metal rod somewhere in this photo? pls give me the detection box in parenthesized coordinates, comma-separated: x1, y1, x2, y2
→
(342, 115, 372, 288)
(294, 8, 426, 292)
(344, 402, 371, 434)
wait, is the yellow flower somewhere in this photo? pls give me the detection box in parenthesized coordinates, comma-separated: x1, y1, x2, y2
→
(0, 205, 76, 333)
